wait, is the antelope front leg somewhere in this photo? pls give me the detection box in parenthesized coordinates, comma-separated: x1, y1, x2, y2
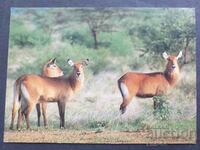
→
(41, 102, 48, 127)
(57, 101, 66, 129)
(36, 103, 41, 127)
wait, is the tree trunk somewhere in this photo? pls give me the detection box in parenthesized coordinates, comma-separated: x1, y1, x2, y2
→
(92, 29, 98, 49)
(183, 37, 190, 64)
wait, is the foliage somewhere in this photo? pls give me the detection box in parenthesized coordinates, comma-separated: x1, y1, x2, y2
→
(153, 95, 172, 121)
(126, 9, 195, 67)
(61, 28, 94, 48)
(9, 19, 51, 48)
(102, 31, 134, 56)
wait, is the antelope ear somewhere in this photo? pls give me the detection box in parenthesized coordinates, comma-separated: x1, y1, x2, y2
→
(176, 51, 182, 60)
(48, 58, 56, 64)
(162, 52, 169, 60)
(51, 58, 56, 64)
(48, 58, 53, 63)
(67, 59, 74, 66)
(82, 58, 89, 66)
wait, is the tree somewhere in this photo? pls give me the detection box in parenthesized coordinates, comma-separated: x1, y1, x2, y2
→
(78, 8, 115, 49)
(161, 9, 195, 64)
(128, 9, 195, 65)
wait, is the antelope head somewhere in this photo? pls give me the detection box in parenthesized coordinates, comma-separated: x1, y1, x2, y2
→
(67, 59, 89, 79)
(163, 51, 182, 74)
(43, 58, 64, 77)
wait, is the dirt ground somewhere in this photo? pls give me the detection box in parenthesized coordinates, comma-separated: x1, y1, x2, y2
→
(4, 129, 196, 144)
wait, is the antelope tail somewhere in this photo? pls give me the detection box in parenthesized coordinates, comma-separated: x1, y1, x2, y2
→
(10, 80, 21, 129)
(118, 80, 129, 98)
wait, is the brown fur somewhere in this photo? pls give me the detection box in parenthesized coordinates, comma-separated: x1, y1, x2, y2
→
(118, 53, 181, 114)
(37, 58, 63, 127)
(15, 59, 88, 130)
(10, 58, 63, 130)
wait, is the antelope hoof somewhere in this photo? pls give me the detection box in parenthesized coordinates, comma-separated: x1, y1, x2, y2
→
(60, 126, 65, 130)
(9, 126, 14, 130)
(120, 106, 126, 114)
(26, 127, 31, 130)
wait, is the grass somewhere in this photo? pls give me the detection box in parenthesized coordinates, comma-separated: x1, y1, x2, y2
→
(5, 50, 196, 133)
(5, 60, 196, 132)
(4, 72, 196, 143)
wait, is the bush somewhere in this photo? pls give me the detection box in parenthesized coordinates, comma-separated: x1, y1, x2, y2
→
(10, 20, 51, 48)
(61, 28, 93, 48)
(153, 95, 172, 121)
(103, 32, 134, 56)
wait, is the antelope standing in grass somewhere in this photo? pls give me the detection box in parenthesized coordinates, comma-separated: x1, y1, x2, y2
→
(36, 58, 64, 127)
(10, 58, 63, 130)
(15, 59, 89, 130)
(118, 51, 182, 114)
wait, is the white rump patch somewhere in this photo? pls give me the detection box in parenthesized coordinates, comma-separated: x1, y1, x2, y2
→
(120, 82, 129, 98)
(21, 83, 30, 100)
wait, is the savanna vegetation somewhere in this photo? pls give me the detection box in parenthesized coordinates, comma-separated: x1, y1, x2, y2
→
(4, 8, 196, 143)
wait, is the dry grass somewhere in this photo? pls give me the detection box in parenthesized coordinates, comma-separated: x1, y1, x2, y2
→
(4, 129, 196, 144)
(4, 51, 196, 143)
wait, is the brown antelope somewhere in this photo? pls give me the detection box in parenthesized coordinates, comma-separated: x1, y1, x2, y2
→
(16, 59, 89, 130)
(9, 58, 63, 130)
(37, 58, 64, 127)
(118, 51, 182, 114)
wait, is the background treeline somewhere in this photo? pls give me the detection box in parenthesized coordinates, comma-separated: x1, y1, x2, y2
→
(9, 8, 195, 77)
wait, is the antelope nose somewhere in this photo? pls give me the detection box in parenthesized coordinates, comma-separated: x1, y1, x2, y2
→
(172, 65, 176, 69)
(77, 72, 81, 76)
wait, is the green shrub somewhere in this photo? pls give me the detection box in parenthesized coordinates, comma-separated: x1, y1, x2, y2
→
(61, 28, 93, 48)
(100, 32, 134, 56)
(9, 20, 51, 48)
(153, 95, 172, 121)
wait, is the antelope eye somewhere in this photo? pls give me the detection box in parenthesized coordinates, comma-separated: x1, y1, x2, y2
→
(50, 64, 57, 68)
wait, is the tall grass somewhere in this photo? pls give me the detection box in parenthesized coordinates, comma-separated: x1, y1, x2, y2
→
(5, 63, 196, 133)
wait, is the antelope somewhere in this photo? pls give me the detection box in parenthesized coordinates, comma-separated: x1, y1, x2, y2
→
(15, 59, 89, 130)
(118, 51, 182, 114)
(37, 58, 64, 127)
(9, 58, 63, 130)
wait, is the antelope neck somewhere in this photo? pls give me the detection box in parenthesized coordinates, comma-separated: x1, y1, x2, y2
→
(68, 73, 84, 92)
(164, 68, 180, 87)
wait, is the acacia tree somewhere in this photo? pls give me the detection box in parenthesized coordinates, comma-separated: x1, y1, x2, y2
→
(25, 8, 117, 50)
(161, 9, 195, 64)
(78, 8, 115, 49)
(129, 9, 195, 65)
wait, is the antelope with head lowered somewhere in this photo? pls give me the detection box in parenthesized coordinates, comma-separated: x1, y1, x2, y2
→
(10, 58, 63, 130)
(118, 51, 182, 114)
(15, 59, 89, 130)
